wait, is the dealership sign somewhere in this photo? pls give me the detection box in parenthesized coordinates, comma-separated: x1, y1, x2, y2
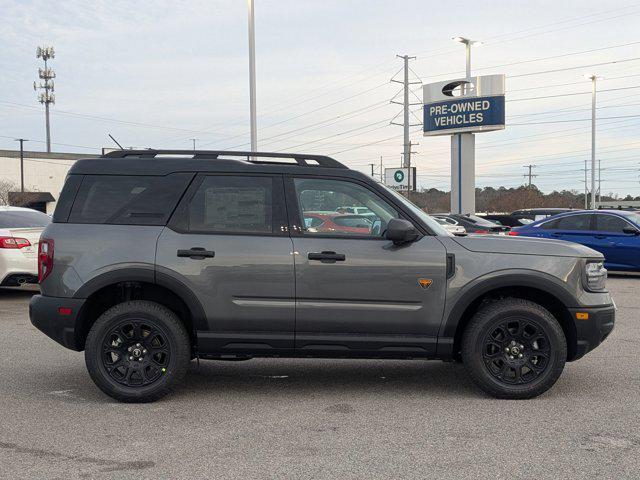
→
(384, 167, 416, 191)
(423, 74, 505, 136)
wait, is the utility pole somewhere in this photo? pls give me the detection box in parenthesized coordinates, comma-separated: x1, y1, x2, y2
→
(369, 163, 375, 178)
(190, 138, 197, 152)
(523, 164, 537, 187)
(34, 46, 55, 153)
(586, 74, 599, 209)
(248, 0, 257, 152)
(598, 159, 602, 203)
(379, 156, 383, 182)
(15, 139, 27, 192)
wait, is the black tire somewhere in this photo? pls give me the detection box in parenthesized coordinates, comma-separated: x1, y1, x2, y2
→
(85, 300, 191, 403)
(461, 298, 567, 399)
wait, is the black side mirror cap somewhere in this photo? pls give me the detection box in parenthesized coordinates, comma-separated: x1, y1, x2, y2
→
(622, 226, 640, 235)
(385, 218, 420, 245)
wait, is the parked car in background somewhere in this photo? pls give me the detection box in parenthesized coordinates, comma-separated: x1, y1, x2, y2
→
(0, 206, 51, 287)
(479, 214, 533, 228)
(433, 216, 465, 235)
(336, 206, 373, 215)
(510, 208, 575, 222)
(303, 211, 374, 235)
(510, 210, 640, 271)
(433, 214, 510, 235)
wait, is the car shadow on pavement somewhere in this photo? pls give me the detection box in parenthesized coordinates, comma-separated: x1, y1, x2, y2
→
(180, 359, 481, 399)
(0, 287, 37, 299)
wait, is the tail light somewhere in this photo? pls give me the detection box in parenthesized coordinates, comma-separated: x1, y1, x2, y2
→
(0, 237, 31, 249)
(474, 229, 489, 234)
(508, 230, 520, 236)
(38, 238, 54, 283)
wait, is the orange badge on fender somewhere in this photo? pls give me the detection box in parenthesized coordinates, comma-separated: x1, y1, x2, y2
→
(418, 278, 433, 289)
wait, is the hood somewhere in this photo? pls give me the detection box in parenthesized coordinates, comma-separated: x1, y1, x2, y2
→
(452, 235, 602, 258)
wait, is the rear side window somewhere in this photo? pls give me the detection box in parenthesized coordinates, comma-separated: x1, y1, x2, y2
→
(69, 173, 193, 225)
(555, 214, 592, 231)
(0, 210, 51, 228)
(183, 175, 279, 234)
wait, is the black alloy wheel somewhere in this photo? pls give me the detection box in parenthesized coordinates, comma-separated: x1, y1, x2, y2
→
(102, 320, 171, 387)
(85, 301, 190, 403)
(481, 318, 551, 385)
(462, 298, 567, 399)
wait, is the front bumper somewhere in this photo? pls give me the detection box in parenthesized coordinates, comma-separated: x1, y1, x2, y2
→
(569, 304, 615, 360)
(29, 294, 86, 351)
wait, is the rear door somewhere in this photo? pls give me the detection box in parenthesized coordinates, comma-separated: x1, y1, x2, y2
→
(286, 176, 447, 357)
(156, 174, 295, 355)
(547, 213, 598, 250)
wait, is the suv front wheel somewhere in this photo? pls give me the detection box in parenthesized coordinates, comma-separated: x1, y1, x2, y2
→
(462, 298, 567, 399)
(85, 301, 191, 403)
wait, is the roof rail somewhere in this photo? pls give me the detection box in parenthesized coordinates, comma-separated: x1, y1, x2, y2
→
(102, 149, 347, 169)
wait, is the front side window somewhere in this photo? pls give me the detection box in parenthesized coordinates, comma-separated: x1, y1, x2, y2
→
(596, 214, 632, 233)
(185, 176, 276, 234)
(555, 214, 593, 231)
(293, 178, 398, 237)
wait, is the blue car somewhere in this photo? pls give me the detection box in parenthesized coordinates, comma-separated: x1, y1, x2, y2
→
(510, 210, 640, 271)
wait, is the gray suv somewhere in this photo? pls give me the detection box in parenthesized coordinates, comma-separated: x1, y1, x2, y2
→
(30, 150, 615, 402)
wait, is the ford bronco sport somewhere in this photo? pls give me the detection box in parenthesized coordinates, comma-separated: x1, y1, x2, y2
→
(30, 150, 615, 402)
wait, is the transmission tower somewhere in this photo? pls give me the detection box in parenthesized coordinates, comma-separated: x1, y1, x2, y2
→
(34, 46, 56, 153)
(523, 164, 537, 188)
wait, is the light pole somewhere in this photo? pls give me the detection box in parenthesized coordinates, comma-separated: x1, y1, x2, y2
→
(452, 37, 482, 84)
(450, 36, 481, 214)
(248, 0, 257, 153)
(585, 74, 600, 209)
(15, 138, 27, 192)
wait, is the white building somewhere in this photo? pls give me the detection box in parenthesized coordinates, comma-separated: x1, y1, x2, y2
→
(0, 149, 98, 214)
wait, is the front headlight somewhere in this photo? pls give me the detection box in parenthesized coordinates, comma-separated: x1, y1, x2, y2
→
(585, 260, 607, 292)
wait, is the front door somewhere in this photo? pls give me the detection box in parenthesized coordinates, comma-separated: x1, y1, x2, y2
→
(286, 176, 447, 357)
(156, 174, 295, 355)
(594, 213, 640, 270)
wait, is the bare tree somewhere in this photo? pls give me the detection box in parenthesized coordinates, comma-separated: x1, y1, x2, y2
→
(0, 179, 18, 206)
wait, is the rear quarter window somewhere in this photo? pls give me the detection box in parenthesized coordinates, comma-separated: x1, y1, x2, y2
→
(68, 173, 193, 225)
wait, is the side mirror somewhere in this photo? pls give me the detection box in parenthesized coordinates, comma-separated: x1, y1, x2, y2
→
(622, 226, 640, 235)
(385, 218, 420, 245)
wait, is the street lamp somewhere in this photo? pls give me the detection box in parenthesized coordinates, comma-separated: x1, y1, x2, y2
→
(452, 37, 482, 79)
(584, 74, 601, 209)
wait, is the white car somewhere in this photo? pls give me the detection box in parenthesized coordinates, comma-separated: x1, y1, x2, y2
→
(433, 216, 466, 235)
(0, 206, 51, 287)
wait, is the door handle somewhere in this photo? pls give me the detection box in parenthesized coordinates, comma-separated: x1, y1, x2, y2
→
(308, 251, 346, 263)
(594, 234, 607, 239)
(177, 247, 215, 259)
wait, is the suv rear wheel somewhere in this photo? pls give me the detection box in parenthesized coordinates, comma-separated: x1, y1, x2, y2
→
(85, 300, 191, 403)
(461, 298, 567, 399)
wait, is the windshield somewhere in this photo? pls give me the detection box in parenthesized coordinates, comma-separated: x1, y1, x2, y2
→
(378, 183, 450, 236)
(462, 215, 500, 227)
(0, 210, 51, 228)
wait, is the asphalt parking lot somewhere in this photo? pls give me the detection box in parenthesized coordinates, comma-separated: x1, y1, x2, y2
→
(1, 277, 639, 480)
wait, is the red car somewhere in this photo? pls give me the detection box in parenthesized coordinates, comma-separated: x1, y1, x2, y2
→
(303, 212, 373, 235)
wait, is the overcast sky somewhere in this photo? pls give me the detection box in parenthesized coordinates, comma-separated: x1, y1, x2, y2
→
(1, 0, 639, 196)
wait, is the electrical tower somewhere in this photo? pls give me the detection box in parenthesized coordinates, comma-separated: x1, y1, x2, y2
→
(391, 55, 421, 194)
(34, 46, 56, 153)
(523, 164, 537, 187)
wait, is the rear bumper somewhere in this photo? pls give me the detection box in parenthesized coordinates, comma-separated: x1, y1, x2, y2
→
(29, 294, 86, 351)
(569, 304, 615, 360)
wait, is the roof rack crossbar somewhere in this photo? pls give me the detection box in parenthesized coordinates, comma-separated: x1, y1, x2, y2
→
(103, 149, 347, 169)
